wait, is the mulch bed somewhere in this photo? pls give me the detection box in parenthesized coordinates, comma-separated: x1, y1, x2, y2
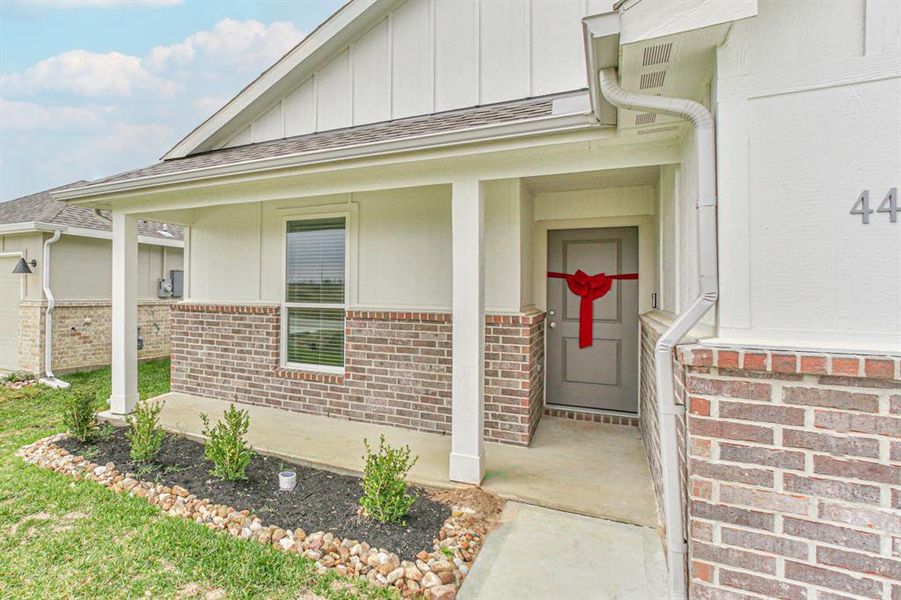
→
(60, 429, 449, 559)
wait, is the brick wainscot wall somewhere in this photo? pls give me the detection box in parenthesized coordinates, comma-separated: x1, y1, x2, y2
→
(18, 299, 174, 374)
(171, 304, 546, 446)
(677, 344, 899, 599)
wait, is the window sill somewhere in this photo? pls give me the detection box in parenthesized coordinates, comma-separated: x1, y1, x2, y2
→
(274, 367, 344, 384)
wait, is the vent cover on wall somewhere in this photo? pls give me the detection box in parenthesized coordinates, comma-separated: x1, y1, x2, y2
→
(635, 113, 657, 126)
(639, 71, 666, 90)
(642, 42, 673, 66)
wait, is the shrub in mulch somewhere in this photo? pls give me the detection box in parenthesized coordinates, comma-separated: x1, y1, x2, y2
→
(61, 428, 446, 557)
(62, 390, 99, 442)
(18, 430, 504, 599)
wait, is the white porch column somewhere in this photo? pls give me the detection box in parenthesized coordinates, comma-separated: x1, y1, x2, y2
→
(109, 208, 139, 415)
(449, 179, 486, 484)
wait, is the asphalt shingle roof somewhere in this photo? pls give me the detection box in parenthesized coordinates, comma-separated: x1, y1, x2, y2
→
(86, 93, 572, 187)
(0, 181, 182, 241)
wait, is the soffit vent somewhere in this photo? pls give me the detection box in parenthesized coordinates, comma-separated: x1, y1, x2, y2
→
(642, 42, 673, 66)
(639, 71, 666, 90)
(635, 113, 657, 126)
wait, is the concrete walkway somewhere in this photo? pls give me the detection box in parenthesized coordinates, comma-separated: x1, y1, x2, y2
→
(459, 502, 667, 600)
(139, 392, 659, 527)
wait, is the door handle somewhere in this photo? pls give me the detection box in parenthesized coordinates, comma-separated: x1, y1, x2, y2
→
(549, 322, 557, 329)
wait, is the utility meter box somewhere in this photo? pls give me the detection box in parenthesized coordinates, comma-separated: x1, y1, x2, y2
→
(170, 270, 184, 298)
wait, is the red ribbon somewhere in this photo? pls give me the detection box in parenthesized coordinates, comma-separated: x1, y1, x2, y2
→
(547, 270, 639, 348)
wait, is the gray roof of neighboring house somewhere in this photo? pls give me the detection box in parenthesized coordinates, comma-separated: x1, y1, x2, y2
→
(84, 92, 573, 187)
(0, 181, 183, 241)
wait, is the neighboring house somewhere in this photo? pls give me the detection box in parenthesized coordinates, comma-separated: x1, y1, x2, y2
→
(54, 1, 899, 599)
(0, 182, 184, 377)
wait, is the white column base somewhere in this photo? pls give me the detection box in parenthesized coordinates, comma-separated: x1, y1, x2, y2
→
(449, 450, 485, 485)
(108, 393, 139, 416)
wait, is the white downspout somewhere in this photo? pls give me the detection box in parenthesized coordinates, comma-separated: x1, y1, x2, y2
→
(598, 67, 719, 600)
(40, 230, 70, 389)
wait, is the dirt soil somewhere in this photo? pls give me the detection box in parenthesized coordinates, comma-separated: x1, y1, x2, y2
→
(60, 429, 450, 559)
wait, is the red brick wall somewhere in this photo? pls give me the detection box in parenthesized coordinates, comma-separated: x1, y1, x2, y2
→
(170, 304, 545, 446)
(678, 345, 900, 600)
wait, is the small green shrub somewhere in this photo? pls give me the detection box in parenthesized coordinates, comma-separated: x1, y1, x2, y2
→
(62, 389, 98, 442)
(125, 400, 166, 463)
(359, 435, 419, 525)
(200, 404, 254, 481)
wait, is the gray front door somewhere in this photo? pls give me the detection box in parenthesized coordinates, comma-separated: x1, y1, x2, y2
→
(546, 227, 639, 413)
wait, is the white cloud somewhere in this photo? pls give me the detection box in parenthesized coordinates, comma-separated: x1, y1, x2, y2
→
(0, 98, 115, 131)
(0, 17, 306, 199)
(1, 49, 177, 97)
(192, 95, 227, 117)
(147, 18, 305, 74)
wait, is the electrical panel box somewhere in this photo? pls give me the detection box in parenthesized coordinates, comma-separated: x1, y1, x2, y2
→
(170, 270, 184, 298)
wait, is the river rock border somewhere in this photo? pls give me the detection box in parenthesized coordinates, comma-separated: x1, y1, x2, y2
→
(17, 434, 488, 600)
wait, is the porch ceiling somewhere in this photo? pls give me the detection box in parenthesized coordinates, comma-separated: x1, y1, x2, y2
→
(523, 165, 660, 193)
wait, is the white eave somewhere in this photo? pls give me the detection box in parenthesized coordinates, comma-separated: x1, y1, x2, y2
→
(57, 110, 602, 203)
(0, 222, 66, 235)
(0, 221, 182, 247)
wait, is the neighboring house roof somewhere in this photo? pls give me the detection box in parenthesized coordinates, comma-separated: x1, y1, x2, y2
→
(80, 93, 576, 188)
(0, 181, 183, 241)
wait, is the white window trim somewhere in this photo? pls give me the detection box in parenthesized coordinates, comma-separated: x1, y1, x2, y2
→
(279, 203, 357, 374)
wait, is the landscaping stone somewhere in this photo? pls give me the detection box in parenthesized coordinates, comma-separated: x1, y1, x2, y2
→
(16, 433, 497, 599)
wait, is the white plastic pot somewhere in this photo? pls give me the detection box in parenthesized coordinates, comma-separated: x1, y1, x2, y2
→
(279, 471, 297, 491)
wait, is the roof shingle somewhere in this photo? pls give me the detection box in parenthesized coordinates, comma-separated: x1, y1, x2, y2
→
(84, 92, 576, 187)
(0, 182, 182, 241)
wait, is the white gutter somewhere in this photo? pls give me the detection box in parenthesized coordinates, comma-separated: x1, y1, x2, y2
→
(55, 110, 600, 202)
(39, 229, 70, 389)
(0, 221, 64, 235)
(598, 68, 718, 600)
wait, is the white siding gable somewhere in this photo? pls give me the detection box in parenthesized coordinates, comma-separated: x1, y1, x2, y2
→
(221, 0, 605, 150)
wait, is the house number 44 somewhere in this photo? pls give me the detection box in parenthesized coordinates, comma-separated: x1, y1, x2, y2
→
(850, 188, 897, 224)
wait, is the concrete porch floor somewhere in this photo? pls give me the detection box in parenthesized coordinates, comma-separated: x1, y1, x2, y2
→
(145, 392, 660, 527)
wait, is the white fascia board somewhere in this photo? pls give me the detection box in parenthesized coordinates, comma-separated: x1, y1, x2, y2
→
(618, 0, 757, 45)
(57, 112, 601, 203)
(163, 0, 383, 160)
(0, 221, 66, 235)
(60, 225, 184, 248)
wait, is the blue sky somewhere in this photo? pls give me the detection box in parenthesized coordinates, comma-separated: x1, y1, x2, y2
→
(0, 0, 345, 201)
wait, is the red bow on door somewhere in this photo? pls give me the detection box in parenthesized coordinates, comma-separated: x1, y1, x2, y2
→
(547, 270, 639, 348)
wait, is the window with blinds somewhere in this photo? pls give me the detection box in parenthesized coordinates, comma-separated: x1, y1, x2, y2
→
(284, 217, 345, 369)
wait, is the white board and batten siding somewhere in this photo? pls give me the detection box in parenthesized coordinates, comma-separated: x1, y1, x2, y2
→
(223, 0, 614, 149)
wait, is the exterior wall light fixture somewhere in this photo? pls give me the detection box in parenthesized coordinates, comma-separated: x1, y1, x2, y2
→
(12, 258, 37, 274)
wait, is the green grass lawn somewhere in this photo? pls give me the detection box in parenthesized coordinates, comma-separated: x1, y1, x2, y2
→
(0, 359, 394, 600)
